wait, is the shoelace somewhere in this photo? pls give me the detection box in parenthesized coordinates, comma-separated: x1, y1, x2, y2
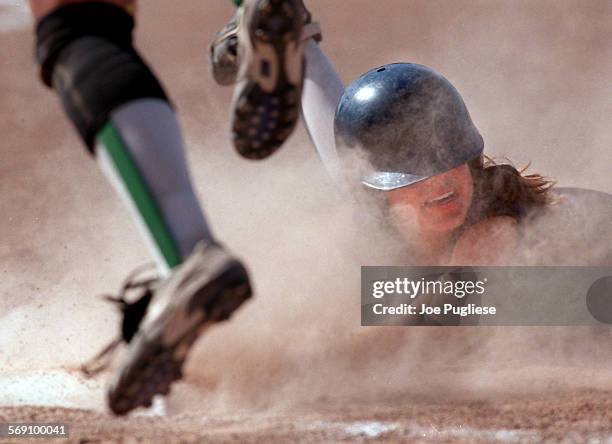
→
(80, 264, 159, 377)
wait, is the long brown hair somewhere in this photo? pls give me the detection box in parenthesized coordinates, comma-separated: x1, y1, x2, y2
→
(466, 155, 556, 225)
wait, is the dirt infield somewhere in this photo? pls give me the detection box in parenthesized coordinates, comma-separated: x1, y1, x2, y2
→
(1, 0, 611, 443)
(2, 387, 612, 442)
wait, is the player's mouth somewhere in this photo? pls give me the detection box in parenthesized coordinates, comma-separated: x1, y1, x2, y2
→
(423, 190, 457, 208)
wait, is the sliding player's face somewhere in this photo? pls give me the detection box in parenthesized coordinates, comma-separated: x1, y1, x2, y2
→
(385, 163, 474, 234)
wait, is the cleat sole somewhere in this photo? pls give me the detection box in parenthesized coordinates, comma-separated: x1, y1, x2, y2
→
(232, 0, 306, 160)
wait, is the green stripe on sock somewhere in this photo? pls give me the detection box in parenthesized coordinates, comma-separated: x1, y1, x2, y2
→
(98, 123, 182, 268)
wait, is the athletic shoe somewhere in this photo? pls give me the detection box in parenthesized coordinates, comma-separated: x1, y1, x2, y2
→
(230, 0, 308, 160)
(210, 1, 320, 87)
(94, 242, 252, 415)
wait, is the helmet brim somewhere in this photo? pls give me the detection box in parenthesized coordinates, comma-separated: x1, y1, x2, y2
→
(361, 171, 428, 191)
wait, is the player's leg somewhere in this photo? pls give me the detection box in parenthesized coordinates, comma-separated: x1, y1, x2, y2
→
(32, 0, 214, 274)
(31, 0, 252, 414)
(301, 40, 344, 183)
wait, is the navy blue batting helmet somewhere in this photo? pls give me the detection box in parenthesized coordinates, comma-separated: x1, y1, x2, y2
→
(334, 63, 484, 190)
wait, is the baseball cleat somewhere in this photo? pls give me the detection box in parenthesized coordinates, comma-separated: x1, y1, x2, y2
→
(104, 242, 251, 416)
(231, 0, 307, 160)
(210, 0, 320, 87)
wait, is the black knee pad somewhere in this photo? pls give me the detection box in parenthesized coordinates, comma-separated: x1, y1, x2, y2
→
(35, 3, 168, 150)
